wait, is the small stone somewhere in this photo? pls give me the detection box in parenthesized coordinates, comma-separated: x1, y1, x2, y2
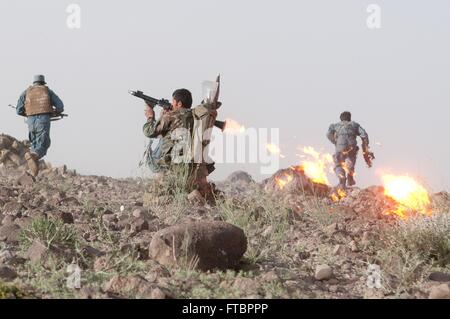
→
(429, 284, 450, 299)
(0, 250, 15, 264)
(232, 277, 261, 294)
(333, 244, 347, 256)
(25, 240, 49, 264)
(329, 285, 338, 293)
(2, 201, 23, 216)
(328, 278, 339, 285)
(0, 224, 21, 243)
(315, 264, 333, 281)
(14, 217, 32, 229)
(82, 246, 106, 258)
(349, 240, 359, 252)
(131, 218, 149, 234)
(132, 208, 154, 220)
(58, 212, 74, 224)
(102, 213, 118, 227)
(1, 215, 15, 226)
(0, 266, 18, 281)
(17, 173, 35, 186)
(261, 271, 279, 282)
(150, 287, 167, 299)
(429, 272, 450, 282)
(103, 275, 155, 298)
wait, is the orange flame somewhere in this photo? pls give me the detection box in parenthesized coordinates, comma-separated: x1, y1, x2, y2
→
(275, 173, 293, 190)
(331, 188, 347, 202)
(297, 146, 333, 186)
(382, 174, 432, 219)
(224, 119, 246, 134)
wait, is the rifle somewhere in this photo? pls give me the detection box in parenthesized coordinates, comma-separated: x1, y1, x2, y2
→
(8, 104, 69, 122)
(362, 142, 375, 168)
(129, 90, 227, 131)
(128, 91, 172, 111)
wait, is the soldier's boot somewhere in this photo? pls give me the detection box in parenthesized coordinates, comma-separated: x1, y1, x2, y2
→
(337, 177, 347, 190)
(347, 175, 356, 187)
(25, 152, 39, 177)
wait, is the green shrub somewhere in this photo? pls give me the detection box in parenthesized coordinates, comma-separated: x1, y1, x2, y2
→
(19, 217, 78, 250)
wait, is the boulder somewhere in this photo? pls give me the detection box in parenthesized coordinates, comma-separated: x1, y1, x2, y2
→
(226, 171, 255, 184)
(149, 221, 247, 271)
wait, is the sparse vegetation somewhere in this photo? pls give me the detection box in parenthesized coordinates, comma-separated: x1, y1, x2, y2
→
(0, 282, 25, 299)
(1, 137, 450, 299)
(216, 185, 291, 264)
(376, 212, 450, 293)
(19, 217, 78, 250)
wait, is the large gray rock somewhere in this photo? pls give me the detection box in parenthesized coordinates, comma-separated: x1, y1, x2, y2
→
(149, 221, 247, 271)
(226, 171, 255, 184)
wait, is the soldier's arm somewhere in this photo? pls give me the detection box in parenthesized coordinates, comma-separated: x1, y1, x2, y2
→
(357, 124, 370, 146)
(16, 91, 27, 116)
(49, 89, 65, 113)
(143, 113, 172, 138)
(326, 124, 336, 144)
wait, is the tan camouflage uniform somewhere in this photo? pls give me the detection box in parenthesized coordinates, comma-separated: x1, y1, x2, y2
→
(143, 108, 216, 199)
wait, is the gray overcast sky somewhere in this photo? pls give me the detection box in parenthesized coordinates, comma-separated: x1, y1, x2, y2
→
(0, 0, 449, 191)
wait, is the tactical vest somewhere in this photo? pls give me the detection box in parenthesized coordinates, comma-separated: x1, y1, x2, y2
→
(24, 85, 53, 116)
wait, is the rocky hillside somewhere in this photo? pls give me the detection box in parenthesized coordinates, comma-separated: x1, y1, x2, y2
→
(1, 134, 450, 299)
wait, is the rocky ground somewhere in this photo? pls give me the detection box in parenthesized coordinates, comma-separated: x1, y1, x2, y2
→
(1, 134, 450, 299)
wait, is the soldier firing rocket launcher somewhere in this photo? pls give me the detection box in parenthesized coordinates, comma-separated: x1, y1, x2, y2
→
(129, 90, 227, 131)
